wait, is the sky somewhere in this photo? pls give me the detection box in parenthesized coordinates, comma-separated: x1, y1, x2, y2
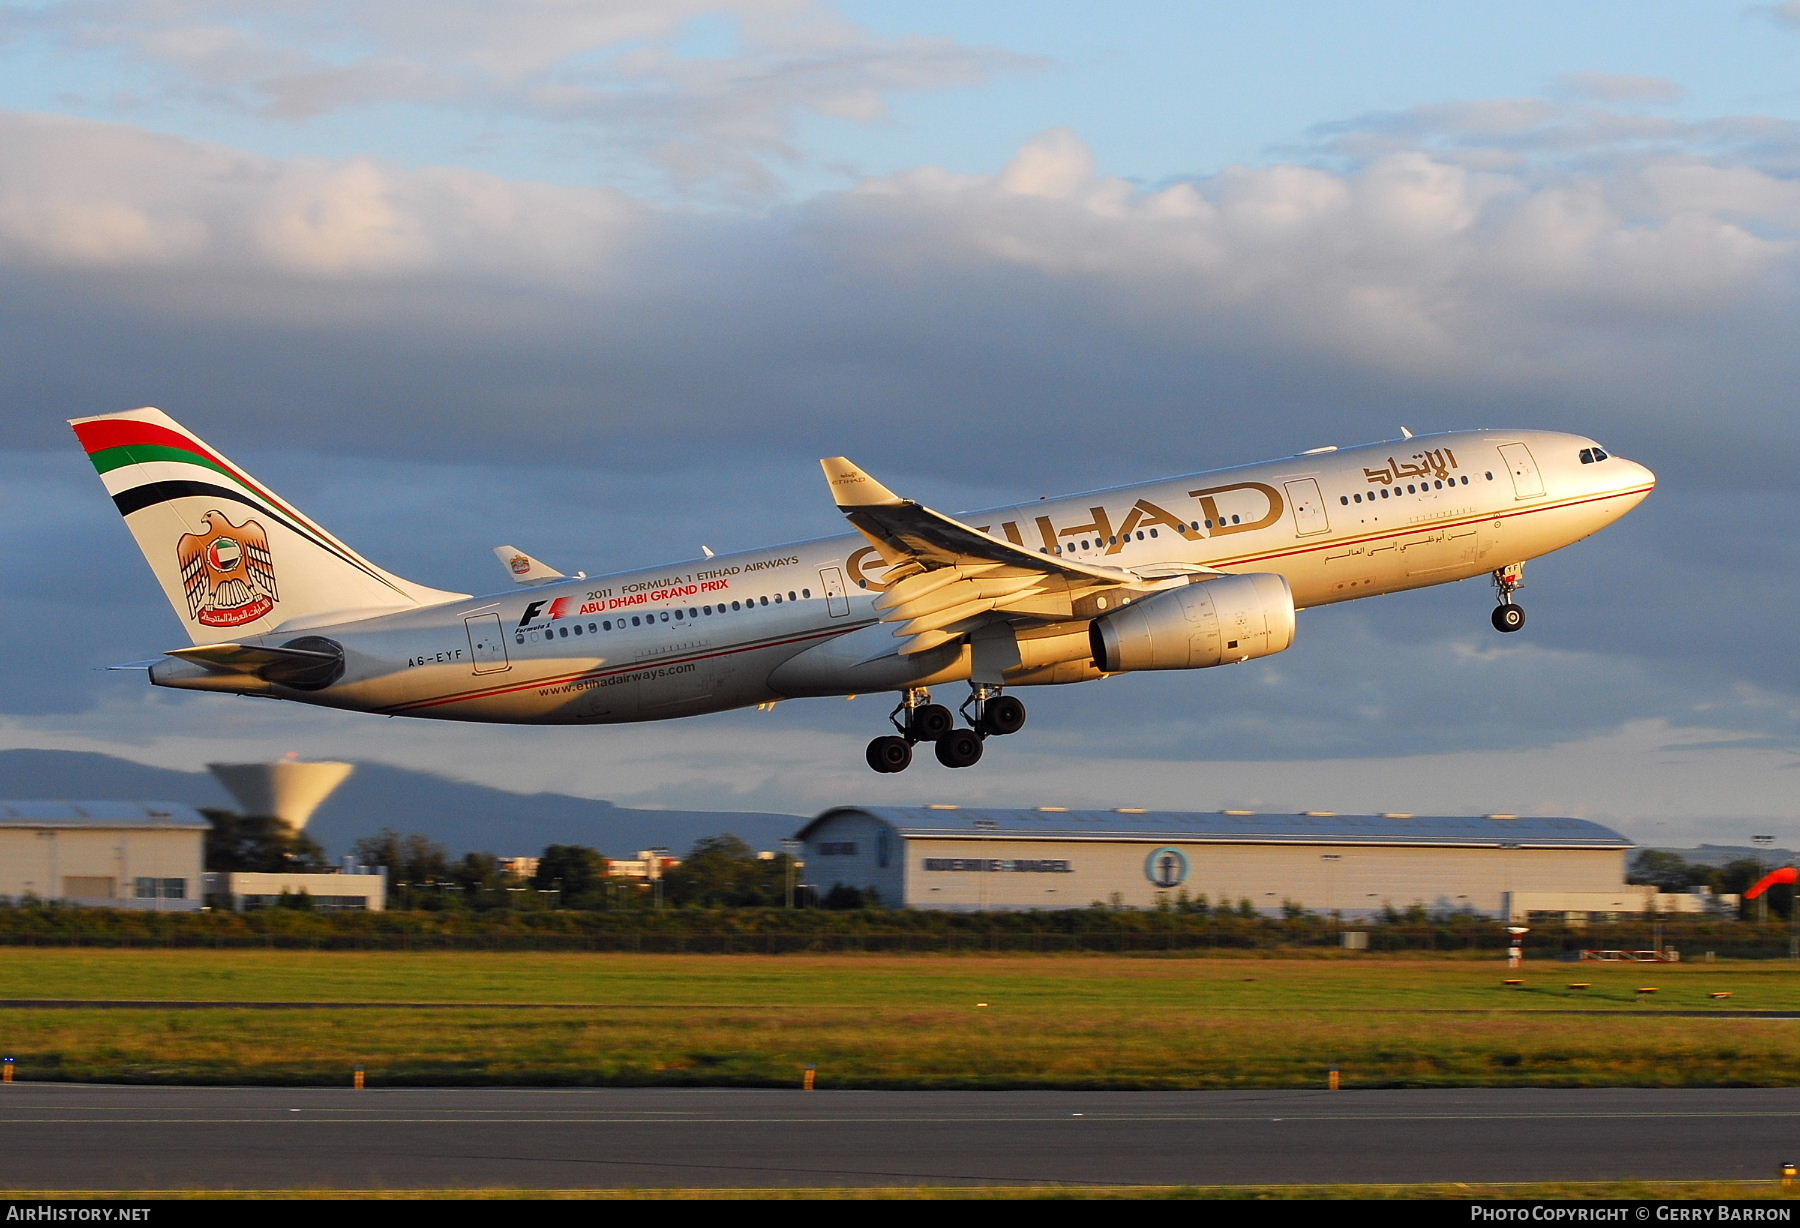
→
(1, 1, 1795, 851)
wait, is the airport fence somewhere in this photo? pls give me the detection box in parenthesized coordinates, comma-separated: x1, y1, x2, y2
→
(0, 903, 1792, 957)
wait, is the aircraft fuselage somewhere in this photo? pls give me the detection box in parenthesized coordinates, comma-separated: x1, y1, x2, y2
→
(145, 428, 1653, 727)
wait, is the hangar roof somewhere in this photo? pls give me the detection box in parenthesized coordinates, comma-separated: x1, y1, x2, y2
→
(802, 807, 1630, 849)
(0, 801, 211, 830)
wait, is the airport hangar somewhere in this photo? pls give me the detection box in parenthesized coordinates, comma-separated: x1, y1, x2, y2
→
(1, 799, 386, 912)
(796, 807, 1684, 920)
(0, 801, 210, 911)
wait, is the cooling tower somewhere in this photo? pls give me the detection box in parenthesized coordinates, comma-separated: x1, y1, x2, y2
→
(207, 759, 354, 831)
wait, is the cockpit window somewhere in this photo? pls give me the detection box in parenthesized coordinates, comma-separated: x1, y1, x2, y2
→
(1579, 447, 1611, 464)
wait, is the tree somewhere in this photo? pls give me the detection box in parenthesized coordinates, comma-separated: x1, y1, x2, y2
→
(533, 845, 609, 908)
(450, 851, 518, 909)
(352, 829, 450, 880)
(351, 829, 454, 907)
(203, 808, 327, 873)
(663, 834, 788, 907)
(821, 883, 876, 909)
(1627, 850, 1708, 893)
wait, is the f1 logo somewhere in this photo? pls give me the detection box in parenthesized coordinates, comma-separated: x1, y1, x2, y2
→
(517, 597, 571, 628)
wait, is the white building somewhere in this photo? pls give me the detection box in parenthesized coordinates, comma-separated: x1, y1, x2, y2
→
(0, 801, 208, 911)
(798, 806, 1661, 919)
(201, 867, 386, 911)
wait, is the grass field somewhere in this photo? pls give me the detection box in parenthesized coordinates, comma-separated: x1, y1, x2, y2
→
(2, 950, 1794, 1088)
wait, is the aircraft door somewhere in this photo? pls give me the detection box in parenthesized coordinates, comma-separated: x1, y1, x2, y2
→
(1284, 478, 1330, 536)
(820, 566, 851, 617)
(1498, 443, 1545, 500)
(464, 612, 511, 675)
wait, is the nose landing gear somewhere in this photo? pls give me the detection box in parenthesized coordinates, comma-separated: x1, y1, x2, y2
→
(864, 685, 1029, 772)
(1491, 562, 1526, 633)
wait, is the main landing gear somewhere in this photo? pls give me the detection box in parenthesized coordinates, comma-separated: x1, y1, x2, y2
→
(864, 686, 1028, 773)
(1490, 562, 1526, 633)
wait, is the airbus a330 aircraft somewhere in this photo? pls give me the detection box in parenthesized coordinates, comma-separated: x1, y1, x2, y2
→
(74, 408, 1653, 771)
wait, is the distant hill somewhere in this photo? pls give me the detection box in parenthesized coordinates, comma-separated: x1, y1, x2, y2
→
(1646, 843, 1797, 868)
(0, 749, 806, 858)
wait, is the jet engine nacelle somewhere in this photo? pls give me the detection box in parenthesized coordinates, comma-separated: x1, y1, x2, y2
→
(1090, 573, 1295, 673)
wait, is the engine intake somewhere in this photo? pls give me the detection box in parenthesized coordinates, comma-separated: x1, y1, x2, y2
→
(1090, 573, 1295, 673)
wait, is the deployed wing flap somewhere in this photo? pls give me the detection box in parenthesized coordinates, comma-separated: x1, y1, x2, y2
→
(820, 456, 1138, 656)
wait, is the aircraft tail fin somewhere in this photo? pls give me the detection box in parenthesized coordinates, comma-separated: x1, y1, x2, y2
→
(71, 407, 467, 645)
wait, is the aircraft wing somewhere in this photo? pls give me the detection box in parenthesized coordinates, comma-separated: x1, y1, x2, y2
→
(820, 456, 1138, 656)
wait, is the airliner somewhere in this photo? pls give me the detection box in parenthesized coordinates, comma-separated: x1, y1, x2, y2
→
(73, 408, 1654, 771)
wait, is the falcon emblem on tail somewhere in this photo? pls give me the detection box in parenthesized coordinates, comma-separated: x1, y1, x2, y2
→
(178, 511, 277, 628)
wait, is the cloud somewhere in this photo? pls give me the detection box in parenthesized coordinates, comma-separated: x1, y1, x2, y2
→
(1747, 2, 1800, 30)
(7, 1, 1036, 196)
(1302, 95, 1800, 178)
(1553, 72, 1685, 105)
(0, 112, 645, 277)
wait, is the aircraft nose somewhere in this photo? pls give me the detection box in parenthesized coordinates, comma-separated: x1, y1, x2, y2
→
(1609, 456, 1655, 511)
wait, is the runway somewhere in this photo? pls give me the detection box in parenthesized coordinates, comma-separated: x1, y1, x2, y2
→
(2, 1085, 1795, 1191)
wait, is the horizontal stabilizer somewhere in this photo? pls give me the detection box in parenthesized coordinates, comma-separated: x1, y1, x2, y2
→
(165, 641, 343, 687)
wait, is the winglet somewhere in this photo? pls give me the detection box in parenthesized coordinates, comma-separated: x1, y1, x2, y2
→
(820, 457, 903, 508)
